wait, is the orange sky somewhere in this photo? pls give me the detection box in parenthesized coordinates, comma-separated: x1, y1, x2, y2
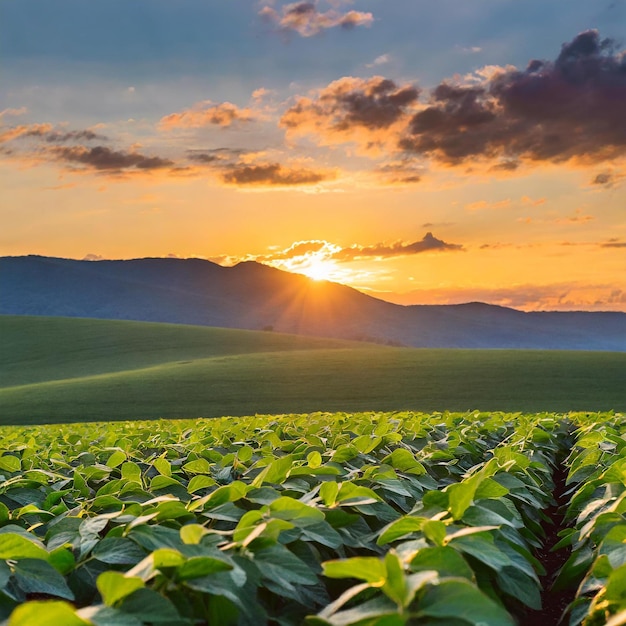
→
(1, 2, 625, 311)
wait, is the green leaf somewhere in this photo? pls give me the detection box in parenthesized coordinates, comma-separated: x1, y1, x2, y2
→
(177, 556, 233, 581)
(475, 477, 509, 499)
(188, 481, 248, 511)
(0, 455, 21, 473)
(382, 551, 407, 606)
(419, 579, 515, 625)
(93, 537, 146, 565)
(384, 449, 426, 475)
(13, 559, 75, 600)
(0, 533, 49, 560)
(106, 451, 126, 469)
(320, 482, 339, 507)
(496, 566, 542, 609)
(606, 565, 626, 604)
(152, 548, 185, 569)
(323, 557, 386, 584)
(48, 547, 76, 575)
(268, 496, 325, 527)
(251, 456, 294, 487)
(448, 533, 512, 571)
(422, 520, 446, 547)
(301, 522, 343, 549)
(410, 546, 474, 580)
(118, 588, 186, 624)
(150, 475, 181, 490)
(254, 544, 319, 586)
(153, 457, 171, 477)
(378, 516, 425, 545)
(307, 451, 323, 468)
(182, 458, 212, 474)
(237, 446, 254, 463)
(352, 435, 382, 454)
(187, 475, 217, 493)
(97, 571, 145, 607)
(180, 524, 207, 545)
(8, 601, 90, 626)
(314, 595, 398, 625)
(121, 462, 142, 483)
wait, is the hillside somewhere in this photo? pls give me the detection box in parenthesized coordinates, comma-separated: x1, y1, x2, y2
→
(1, 255, 625, 350)
(1, 316, 625, 423)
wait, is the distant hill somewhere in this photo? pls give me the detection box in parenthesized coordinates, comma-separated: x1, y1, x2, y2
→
(2, 316, 625, 422)
(1, 255, 625, 350)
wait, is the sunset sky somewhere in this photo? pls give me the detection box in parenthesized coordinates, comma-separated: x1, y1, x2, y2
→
(1, 0, 625, 311)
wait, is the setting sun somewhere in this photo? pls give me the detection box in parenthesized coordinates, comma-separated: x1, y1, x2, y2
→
(299, 257, 338, 281)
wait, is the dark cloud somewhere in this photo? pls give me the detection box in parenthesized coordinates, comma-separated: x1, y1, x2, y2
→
(280, 76, 419, 148)
(52, 145, 174, 172)
(259, 1, 373, 37)
(222, 162, 332, 186)
(591, 170, 625, 188)
(333, 232, 464, 260)
(601, 239, 626, 248)
(400, 30, 626, 165)
(187, 148, 247, 164)
(0, 124, 105, 144)
(44, 130, 105, 143)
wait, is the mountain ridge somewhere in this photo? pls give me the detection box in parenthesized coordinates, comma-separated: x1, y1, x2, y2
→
(2, 254, 625, 351)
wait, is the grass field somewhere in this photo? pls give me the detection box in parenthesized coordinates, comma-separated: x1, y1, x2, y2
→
(1, 315, 625, 424)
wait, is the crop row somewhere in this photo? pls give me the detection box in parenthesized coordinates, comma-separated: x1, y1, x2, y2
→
(554, 415, 626, 626)
(0, 411, 620, 625)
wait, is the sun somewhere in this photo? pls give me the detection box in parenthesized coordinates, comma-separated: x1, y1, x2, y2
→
(299, 257, 339, 282)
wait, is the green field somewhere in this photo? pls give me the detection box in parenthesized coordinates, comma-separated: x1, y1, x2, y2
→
(1, 315, 625, 424)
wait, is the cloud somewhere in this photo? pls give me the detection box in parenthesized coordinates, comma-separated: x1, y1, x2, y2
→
(259, 1, 373, 37)
(601, 238, 626, 248)
(366, 54, 391, 68)
(160, 102, 257, 129)
(333, 232, 464, 260)
(555, 208, 595, 224)
(591, 169, 625, 188)
(52, 145, 174, 172)
(221, 162, 333, 186)
(0, 124, 105, 144)
(465, 198, 511, 211)
(0, 123, 54, 143)
(82, 253, 104, 261)
(0, 107, 27, 120)
(400, 30, 626, 166)
(380, 282, 626, 311)
(43, 130, 105, 143)
(280, 76, 419, 149)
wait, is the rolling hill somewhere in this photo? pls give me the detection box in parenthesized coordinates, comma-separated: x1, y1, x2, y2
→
(1, 254, 625, 350)
(1, 316, 625, 423)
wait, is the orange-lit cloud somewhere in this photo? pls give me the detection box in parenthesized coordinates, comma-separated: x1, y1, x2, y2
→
(465, 199, 511, 211)
(217, 232, 463, 267)
(0, 123, 54, 143)
(281, 76, 419, 151)
(221, 162, 334, 186)
(259, 1, 373, 37)
(160, 101, 257, 129)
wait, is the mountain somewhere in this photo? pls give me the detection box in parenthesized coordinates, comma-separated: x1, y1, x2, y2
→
(1, 254, 625, 350)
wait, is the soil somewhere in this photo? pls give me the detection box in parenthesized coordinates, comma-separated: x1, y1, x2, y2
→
(518, 464, 575, 626)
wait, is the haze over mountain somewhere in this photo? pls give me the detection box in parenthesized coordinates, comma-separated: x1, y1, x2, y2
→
(2, 255, 625, 351)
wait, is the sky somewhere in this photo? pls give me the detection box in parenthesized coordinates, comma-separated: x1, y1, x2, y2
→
(1, 0, 625, 311)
